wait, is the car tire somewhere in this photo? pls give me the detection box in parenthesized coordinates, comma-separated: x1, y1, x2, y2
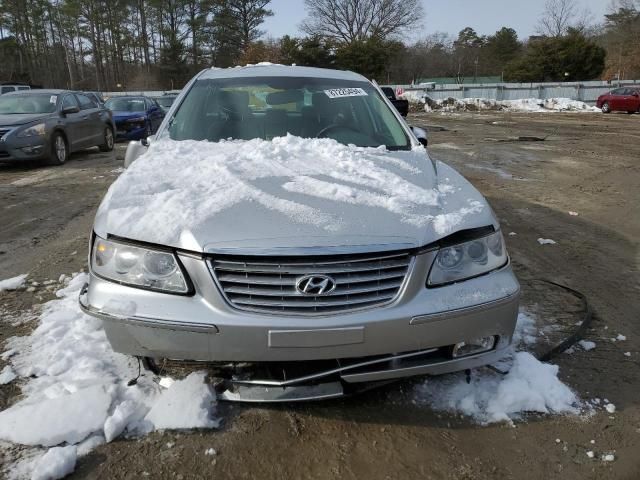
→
(601, 102, 611, 113)
(48, 132, 68, 165)
(99, 126, 115, 152)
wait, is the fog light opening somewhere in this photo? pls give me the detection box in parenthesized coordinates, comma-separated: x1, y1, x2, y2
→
(452, 336, 496, 358)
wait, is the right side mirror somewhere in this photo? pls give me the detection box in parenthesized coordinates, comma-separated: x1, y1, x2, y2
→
(124, 139, 148, 168)
(410, 126, 428, 147)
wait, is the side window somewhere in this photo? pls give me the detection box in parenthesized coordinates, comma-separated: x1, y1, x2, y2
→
(145, 98, 154, 110)
(612, 88, 624, 95)
(62, 94, 79, 110)
(76, 94, 96, 110)
(17, 86, 30, 91)
(1, 86, 15, 94)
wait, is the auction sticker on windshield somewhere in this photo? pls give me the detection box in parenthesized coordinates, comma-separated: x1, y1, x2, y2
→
(324, 88, 368, 99)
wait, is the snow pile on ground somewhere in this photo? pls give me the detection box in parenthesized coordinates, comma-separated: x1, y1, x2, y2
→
(422, 97, 600, 113)
(0, 275, 219, 479)
(415, 310, 582, 424)
(0, 274, 28, 292)
(98, 135, 486, 246)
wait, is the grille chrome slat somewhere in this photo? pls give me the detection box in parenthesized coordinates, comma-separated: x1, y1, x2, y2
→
(210, 251, 413, 316)
(224, 280, 403, 297)
(230, 293, 397, 308)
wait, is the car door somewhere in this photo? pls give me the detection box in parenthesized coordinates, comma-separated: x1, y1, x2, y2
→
(59, 94, 84, 150)
(75, 93, 103, 145)
(609, 88, 625, 111)
(630, 89, 640, 111)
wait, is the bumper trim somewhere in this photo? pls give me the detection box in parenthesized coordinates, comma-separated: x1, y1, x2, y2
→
(79, 285, 218, 333)
(231, 347, 439, 387)
(409, 290, 520, 325)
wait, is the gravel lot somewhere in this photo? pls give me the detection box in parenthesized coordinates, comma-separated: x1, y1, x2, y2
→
(1, 112, 639, 479)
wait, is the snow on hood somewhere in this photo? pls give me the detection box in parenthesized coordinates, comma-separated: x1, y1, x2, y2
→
(94, 135, 496, 252)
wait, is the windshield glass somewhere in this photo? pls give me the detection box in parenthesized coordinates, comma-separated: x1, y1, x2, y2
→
(0, 94, 57, 114)
(165, 77, 410, 149)
(104, 98, 146, 112)
(156, 96, 176, 107)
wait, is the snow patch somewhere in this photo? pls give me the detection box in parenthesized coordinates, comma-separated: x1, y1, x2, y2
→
(0, 274, 219, 478)
(415, 351, 580, 424)
(0, 274, 28, 292)
(0, 365, 17, 385)
(578, 340, 596, 351)
(537, 238, 556, 245)
(30, 446, 76, 480)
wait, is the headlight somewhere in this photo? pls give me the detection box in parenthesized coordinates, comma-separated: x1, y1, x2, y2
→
(428, 230, 507, 286)
(91, 236, 189, 294)
(17, 123, 46, 137)
(126, 116, 146, 123)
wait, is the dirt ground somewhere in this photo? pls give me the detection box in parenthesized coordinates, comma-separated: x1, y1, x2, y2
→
(1, 112, 639, 479)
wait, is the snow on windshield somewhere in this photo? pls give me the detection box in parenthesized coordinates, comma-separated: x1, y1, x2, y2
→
(99, 135, 481, 246)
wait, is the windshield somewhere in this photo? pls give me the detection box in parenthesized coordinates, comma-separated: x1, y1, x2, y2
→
(165, 77, 410, 149)
(156, 97, 176, 107)
(0, 94, 57, 114)
(105, 98, 146, 112)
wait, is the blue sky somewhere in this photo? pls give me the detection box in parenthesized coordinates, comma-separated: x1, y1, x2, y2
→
(262, 0, 611, 40)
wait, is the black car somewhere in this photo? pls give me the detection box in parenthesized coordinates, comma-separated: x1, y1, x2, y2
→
(0, 90, 115, 165)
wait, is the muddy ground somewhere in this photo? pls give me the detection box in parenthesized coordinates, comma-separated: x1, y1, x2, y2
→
(0, 112, 639, 479)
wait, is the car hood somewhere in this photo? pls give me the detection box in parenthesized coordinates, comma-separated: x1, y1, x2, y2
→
(0, 113, 50, 127)
(94, 136, 498, 253)
(111, 111, 146, 121)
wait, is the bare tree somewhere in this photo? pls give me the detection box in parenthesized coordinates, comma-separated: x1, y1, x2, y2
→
(537, 0, 591, 37)
(301, 0, 423, 44)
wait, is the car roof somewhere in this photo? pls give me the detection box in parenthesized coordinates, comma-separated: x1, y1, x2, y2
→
(107, 96, 147, 100)
(199, 64, 368, 82)
(3, 89, 68, 96)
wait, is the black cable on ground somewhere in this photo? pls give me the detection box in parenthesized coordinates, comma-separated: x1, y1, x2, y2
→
(485, 278, 593, 376)
(532, 279, 593, 362)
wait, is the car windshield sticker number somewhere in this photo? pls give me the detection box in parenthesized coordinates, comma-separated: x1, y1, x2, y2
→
(50, 95, 57, 104)
(324, 88, 368, 99)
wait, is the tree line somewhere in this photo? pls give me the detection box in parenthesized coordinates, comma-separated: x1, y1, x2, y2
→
(0, 0, 639, 91)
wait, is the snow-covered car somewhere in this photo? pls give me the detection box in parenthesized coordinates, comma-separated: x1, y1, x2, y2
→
(79, 65, 520, 402)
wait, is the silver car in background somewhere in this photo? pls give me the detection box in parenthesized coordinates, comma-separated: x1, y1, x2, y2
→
(0, 90, 114, 165)
(80, 65, 520, 402)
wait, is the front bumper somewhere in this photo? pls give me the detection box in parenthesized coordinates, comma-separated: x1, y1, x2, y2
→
(114, 122, 146, 141)
(0, 136, 49, 162)
(80, 249, 520, 387)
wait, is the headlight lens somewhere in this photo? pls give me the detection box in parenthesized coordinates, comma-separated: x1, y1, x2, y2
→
(428, 230, 507, 286)
(17, 122, 46, 137)
(126, 116, 146, 123)
(91, 236, 189, 293)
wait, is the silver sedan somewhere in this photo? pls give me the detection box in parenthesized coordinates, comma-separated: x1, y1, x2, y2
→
(80, 65, 519, 402)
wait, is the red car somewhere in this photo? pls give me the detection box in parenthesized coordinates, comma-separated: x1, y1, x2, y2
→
(596, 87, 640, 114)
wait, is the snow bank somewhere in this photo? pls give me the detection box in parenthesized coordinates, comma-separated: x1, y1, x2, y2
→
(422, 97, 599, 113)
(0, 274, 219, 478)
(0, 274, 28, 292)
(96, 135, 487, 247)
(0, 365, 17, 384)
(416, 352, 580, 424)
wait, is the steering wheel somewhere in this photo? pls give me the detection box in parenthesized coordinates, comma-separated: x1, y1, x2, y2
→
(316, 124, 361, 138)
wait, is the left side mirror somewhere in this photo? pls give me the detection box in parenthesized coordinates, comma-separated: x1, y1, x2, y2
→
(410, 126, 428, 147)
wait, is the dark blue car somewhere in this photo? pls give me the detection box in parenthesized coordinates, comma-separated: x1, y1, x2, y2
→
(104, 96, 165, 141)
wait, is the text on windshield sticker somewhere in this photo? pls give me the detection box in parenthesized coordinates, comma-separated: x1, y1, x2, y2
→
(324, 88, 368, 99)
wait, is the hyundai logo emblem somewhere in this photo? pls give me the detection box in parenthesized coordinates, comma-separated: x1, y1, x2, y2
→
(296, 274, 337, 295)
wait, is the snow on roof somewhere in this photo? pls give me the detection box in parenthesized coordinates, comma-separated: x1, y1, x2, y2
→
(200, 64, 367, 82)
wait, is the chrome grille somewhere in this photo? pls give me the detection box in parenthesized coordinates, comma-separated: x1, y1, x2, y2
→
(0, 128, 11, 139)
(210, 251, 413, 315)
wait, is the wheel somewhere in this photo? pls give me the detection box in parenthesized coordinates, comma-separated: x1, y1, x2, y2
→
(48, 132, 68, 165)
(601, 102, 611, 113)
(99, 126, 114, 152)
